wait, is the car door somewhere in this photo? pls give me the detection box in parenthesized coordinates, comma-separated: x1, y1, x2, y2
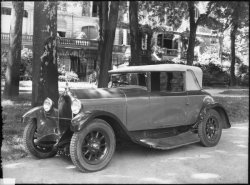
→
(149, 71, 188, 129)
(185, 70, 205, 124)
(121, 73, 151, 131)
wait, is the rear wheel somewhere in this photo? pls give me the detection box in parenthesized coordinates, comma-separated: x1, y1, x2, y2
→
(70, 119, 116, 172)
(198, 109, 222, 147)
(23, 119, 57, 158)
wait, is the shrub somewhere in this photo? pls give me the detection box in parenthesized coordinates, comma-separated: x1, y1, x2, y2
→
(59, 71, 79, 82)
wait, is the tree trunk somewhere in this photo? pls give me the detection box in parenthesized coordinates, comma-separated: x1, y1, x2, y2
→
(96, 1, 109, 85)
(230, 24, 238, 86)
(3, 2, 24, 98)
(146, 31, 153, 64)
(129, 1, 142, 66)
(219, 34, 224, 64)
(32, 2, 58, 107)
(186, 1, 197, 66)
(98, 1, 120, 88)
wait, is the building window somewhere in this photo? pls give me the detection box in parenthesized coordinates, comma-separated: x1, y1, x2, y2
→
(119, 29, 123, 45)
(57, 31, 66, 37)
(23, 10, 28, 18)
(1, 7, 11, 15)
(127, 31, 130, 45)
(157, 34, 174, 49)
(92, 2, 98, 17)
(211, 30, 218, 44)
(81, 26, 98, 40)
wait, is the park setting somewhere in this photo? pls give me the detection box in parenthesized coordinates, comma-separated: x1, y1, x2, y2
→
(1, 1, 249, 184)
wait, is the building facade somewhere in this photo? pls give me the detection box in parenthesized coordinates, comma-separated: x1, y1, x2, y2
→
(1, 1, 221, 81)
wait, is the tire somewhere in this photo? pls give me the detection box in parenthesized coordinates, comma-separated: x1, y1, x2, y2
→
(23, 119, 57, 158)
(198, 109, 222, 147)
(70, 119, 116, 172)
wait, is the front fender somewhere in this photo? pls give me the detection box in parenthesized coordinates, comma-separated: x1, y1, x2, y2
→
(197, 102, 231, 129)
(71, 110, 124, 132)
(22, 106, 43, 122)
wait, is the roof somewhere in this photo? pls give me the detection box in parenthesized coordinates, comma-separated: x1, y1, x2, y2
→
(109, 64, 201, 74)
(109, 64, 203, 87)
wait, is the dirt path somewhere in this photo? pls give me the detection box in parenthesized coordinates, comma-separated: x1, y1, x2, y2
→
(2, 123, 248, 184)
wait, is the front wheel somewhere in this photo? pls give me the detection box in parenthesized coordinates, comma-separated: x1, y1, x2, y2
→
(23, 119, 57, 158)
(70, 119, 116, 172)
(198, 109, 222, 147)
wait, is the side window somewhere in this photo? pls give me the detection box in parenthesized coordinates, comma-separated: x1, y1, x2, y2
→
(152, 72, 184, 92)
(186, 70, 201, 91)
(169, 72, 184, 92)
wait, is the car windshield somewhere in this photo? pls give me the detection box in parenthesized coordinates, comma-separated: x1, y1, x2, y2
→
(108, 73, 147, 88)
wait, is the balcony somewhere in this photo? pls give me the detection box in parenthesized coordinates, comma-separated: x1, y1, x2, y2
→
(162, 48, 178, 57)
(1, 33, 99, 50)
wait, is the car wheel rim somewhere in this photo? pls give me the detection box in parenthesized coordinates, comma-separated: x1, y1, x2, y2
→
(205, 117, 219, 141)
(81, 130, 109, 165)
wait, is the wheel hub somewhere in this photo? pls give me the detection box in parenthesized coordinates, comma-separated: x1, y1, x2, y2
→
(89, 140, 100, 151)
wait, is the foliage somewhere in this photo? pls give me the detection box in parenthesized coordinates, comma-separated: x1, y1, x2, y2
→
(197, 46, 221, 66)
(194, 62, 230, 86)
(139, 1, 187, 29)
(20, 48, 33, 80)
(209, 1, 249, 85)
(58, 71, 79, 82)
(1, 48, 33, 81)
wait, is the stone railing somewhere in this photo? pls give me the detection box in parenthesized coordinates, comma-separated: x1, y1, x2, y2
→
(162, 48, 178, 57)
(1, 33, 99, 49)
(57, 37, 98, 49)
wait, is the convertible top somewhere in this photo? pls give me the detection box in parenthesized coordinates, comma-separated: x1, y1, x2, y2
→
(109, 64, 203, 87)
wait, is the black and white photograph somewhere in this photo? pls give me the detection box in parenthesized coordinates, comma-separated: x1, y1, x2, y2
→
(1, 1, 249, 184)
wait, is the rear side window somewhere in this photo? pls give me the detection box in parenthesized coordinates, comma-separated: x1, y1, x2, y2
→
(186, 70, 201, 91)
(151, 71, 184, 92)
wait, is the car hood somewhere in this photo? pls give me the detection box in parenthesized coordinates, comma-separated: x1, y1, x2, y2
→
(70, 88, 126, 99)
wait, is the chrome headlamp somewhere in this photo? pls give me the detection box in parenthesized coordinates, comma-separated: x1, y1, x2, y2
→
(71, 98, 82, 115)
(43, 98, 53, 112)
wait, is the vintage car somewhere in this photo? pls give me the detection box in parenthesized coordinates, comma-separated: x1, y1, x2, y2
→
(22, 64, 231, 172)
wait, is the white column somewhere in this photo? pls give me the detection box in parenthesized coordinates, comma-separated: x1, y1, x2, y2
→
(123, 29, 127, 45)
(89, 1, 93, 17)
(114, 28, 119, 45)
(178, 36, 182, 59)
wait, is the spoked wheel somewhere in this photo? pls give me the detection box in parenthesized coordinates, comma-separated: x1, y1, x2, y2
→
(70, 119, 116, 172)
(23, 119, 57, 158)
(198, 109, 222, 147)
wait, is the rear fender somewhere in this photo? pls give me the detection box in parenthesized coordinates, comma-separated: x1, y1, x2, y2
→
(197, 102, 231, 129)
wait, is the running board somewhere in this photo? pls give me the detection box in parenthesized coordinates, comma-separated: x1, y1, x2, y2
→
(139, 131, 200, 150)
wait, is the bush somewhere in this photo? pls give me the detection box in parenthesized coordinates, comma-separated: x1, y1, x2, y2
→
(1, 48, 33, 80)
(194, 62, 230, 86)
(20, 48, 33, 80)
(58, 71, 79, 82)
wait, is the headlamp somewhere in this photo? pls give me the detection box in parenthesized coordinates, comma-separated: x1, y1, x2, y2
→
(71, 98, 82, 115)
(43, 98, 53, 112)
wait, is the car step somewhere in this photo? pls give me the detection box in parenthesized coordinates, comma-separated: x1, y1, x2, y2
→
(139, 131, 200, 150)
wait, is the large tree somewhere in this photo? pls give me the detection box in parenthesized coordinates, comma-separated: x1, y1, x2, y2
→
(97, 1, 120, 88)
(129, 1, 142, 66)
(3, 2, 24, 98)
(32, 2, 58, 107)
(186, 2, 217, 66)
(210, 1, 249, 85)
